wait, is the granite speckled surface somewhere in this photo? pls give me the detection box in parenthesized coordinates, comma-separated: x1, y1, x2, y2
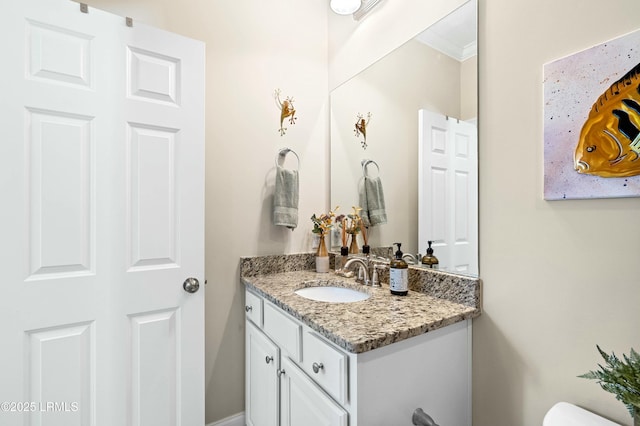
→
(241, 253, 482, 354)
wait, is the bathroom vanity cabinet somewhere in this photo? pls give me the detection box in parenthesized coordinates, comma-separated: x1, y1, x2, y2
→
(245, 289, 472, 426)
(246, 289, 347, 426)
(245, 291, 348, 426)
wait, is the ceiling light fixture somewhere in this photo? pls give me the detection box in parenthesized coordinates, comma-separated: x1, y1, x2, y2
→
(330, 0, 361, 15)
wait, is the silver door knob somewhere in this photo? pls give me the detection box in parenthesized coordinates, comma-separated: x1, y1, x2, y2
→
(312, 362, 324, 374)
(183, 277, 200, 293)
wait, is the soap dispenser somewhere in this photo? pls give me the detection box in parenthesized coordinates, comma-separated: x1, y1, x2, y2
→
(421, 241, 439, 269)
(389, 243, 408, 296)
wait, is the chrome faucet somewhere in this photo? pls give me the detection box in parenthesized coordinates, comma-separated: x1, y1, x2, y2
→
(402, 253, 421, 264)
(344, 258, 370, 286)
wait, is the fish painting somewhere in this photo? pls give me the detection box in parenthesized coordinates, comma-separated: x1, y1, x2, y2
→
(574, 62, 640, 177)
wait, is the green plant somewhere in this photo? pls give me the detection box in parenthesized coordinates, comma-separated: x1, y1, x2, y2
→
(579, 345, 640, 418)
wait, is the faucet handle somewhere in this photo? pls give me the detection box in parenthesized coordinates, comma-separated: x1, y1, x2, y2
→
(371, 264, 386, 287)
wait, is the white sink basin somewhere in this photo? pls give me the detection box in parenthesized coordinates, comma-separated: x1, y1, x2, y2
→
(295, 285, 370, 303)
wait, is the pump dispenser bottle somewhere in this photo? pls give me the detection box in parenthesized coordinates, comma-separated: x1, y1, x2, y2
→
(389, 243, 408, 296)
(421, 241, 439, 269)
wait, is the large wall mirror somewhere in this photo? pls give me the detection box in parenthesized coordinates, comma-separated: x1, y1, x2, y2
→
(330, 0, 478, 276)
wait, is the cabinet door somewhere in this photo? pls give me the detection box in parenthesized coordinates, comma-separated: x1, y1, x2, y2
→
(280, 357, 348, 426)
(246, 321, 279, 426)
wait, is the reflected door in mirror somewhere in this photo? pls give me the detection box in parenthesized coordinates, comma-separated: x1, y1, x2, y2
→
(419, 110, 478, 276)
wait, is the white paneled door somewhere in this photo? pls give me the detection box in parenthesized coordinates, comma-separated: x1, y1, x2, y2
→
(0, 1, 205, 426)
(418, 110, 478, 276)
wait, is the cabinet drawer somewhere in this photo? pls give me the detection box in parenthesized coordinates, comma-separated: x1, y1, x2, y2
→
(302, 331, 348, 405)
(245, 290, 263, 327)
(263, 302, 301, 361)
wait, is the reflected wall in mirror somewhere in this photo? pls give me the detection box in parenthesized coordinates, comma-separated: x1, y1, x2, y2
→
(330, 0, 478, 276)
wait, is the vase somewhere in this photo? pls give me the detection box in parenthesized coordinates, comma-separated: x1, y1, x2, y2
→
(316, 234, 328, 257)
(315, 235, 329, 273)
(348, 233, 359, 254)
(315, 256, 329, 273)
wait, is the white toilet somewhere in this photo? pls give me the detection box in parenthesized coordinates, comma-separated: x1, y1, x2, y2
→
(544, 402, 621, 425)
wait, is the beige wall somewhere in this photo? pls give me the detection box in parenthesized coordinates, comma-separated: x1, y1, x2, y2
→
(461, 55, 478, 121)
(172, 2, 329, 422)
(475, 0, 640, 424)
(77, 0, 640, 424)
(198, 4, 328, 422)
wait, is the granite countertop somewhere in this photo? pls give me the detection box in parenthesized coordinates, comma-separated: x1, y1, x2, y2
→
(241, 255, 482, 354)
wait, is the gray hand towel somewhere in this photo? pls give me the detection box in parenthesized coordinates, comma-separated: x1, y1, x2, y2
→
(359, 176, 387, 227)
(273, 165, 299, 229)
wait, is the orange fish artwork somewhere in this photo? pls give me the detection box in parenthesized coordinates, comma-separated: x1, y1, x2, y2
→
(574, 62, 640, 177)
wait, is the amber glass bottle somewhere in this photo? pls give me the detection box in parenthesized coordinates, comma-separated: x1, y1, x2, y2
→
(389, 243, 408, 296)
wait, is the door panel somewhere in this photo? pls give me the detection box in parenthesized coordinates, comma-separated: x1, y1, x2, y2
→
(0, 2, 204, 425)
(120, 20, 205, 426)
(127, 46, 181, 105)
(26, 321, 94, 426)
(130, 309, 179, 426)
(26, 108, 95, 279)
(1, 3, 116, 425)
(127, 123, 180, 270)
(26, 19, 94, 88)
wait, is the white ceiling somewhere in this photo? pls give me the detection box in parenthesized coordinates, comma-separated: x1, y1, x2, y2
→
(415, 0, 477, 62)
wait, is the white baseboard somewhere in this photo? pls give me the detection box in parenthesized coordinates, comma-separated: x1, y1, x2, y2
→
(206, 412, 245, 426)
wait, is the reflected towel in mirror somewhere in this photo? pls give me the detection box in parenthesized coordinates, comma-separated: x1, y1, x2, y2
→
(359, 176, 387, 227)
(273, 165, 299, 229)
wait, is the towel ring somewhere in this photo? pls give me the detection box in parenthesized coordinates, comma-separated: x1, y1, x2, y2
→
(361, 159, 379, 177)
(276, 148, 300, 170)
